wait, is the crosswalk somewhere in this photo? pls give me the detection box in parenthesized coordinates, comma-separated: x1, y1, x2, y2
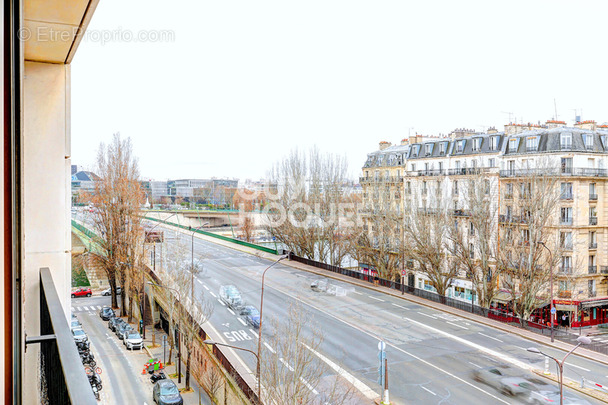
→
(72, 305, 103, 312)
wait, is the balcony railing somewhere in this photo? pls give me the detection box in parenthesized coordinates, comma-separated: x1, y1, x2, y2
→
(37, 267, 97, 404)
(588, 266, 598, 274)
(560, 193, 573, 200)
(560, 217, 573, 225)
(588, 291, 597, 298)
(499, 167, 608, 178)
(558, 266, 573, 275)
(601, 266, 608, 274)
(589, 242, 597, 249)
(590, 216, 598, 225)
(562, 244, 573, 251)
(589, 193, 598, 201)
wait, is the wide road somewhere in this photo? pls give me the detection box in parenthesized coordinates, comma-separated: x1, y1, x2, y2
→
(151, 226, 606, 405)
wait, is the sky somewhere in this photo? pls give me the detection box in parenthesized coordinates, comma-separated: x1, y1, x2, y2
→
(71, 0, 608, 181)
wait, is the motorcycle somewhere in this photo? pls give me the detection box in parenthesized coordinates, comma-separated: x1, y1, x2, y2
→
(150, 370, 166, 383)
(88, 372, 102, 394)
(80, 351, 96, 367)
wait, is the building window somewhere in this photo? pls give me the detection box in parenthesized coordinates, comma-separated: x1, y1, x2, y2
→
(561, 157, 573, 174)
(469, 244, 475, 259)
(453, 180, 459, 196)
(440, 142, 447, 155)
(425, 144, 433, 156)
(505, 183, 513, 198)
(469, 222, 475, 236)
(438, 162, 443, 172)
(406, 181, 411, 194)
(560, 207, 572, 225)
(410, 163, 416, 172)
(561, 256, 572, 272)
(456, 140, 465, 153)
(589, 280, 596, 296)
(472, 138, 482, 152)
(590, 206, 598, 225)
(508, 138, 517, 152)
(589, 183, 597, 200)
(589, 231, 597, 248)
(560, 232, 572, 249)
(485, 179, 490, 195)
(583, 134, 594, 149)
(490, 136, 498, 150)
(455, 161, 461, 170)
(422, 181, 428, 195)
(561, 132, 572, 150)
(526, 136, 539, 152)
(560, 183, 573, 199)
(488, 158, 495, 167)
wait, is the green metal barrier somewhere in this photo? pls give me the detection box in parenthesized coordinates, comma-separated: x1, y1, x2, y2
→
(144, 216, 279, 255)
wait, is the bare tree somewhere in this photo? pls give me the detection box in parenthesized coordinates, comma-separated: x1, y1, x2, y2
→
(260, 303, 354, 405)
(496, 161, 563, 321)
(91, 133, 143, 314)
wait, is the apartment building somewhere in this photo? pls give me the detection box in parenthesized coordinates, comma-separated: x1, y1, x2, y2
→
(361, 121, 608, 326)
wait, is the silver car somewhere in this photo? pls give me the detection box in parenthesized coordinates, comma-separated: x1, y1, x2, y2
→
(219, 285, 243, 309)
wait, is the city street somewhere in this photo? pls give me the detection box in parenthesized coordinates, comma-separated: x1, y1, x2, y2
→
(155, 225, 607, 405)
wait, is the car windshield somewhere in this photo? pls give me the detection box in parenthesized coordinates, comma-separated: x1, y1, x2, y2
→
(73, 329, 85, 336)
(128, 333, 141, 339)
(160, 384, 179, 396)
(249, 309, 260, 317)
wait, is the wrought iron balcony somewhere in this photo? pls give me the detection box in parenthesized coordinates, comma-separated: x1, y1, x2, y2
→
(589, 216, 598, 225)
(588, 266, 598, 274)
(589, 193, 598, 201)
(560, 217, 573, 226)
(35, 267, 97, 404)
(499, 167, 608, 178)
(558, 266, 573, 275)
(560, 193, 573, 200)
(589, 242, 597, 250)
(601, 266, 608, 274)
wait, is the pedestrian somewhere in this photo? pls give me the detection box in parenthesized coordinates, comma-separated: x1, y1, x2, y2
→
(561, 313, 567, 327)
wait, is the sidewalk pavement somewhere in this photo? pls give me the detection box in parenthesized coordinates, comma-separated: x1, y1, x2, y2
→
(142, 327, 213, 405)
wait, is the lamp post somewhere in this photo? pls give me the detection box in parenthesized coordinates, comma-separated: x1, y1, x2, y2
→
(255, 255, 289, 401)
(141, 213, 179, 339)
(527, 336, 591, 405)
(149, 282, 182, 384)
(538, 241, 555, 342)
(203, 339, 261, 402)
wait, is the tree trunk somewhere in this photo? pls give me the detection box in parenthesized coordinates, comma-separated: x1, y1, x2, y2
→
(121, 290, 127, 317)
(185, 347, 191, 390)
(128, 293, 133, 323)
(109, 277, 118, 308)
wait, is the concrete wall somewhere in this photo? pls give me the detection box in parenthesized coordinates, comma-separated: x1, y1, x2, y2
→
(22, 61, 71, 404)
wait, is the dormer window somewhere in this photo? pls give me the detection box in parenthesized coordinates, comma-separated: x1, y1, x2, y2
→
(456, 140, 465, 153)
(508, 138, 517, 152)
(560, 132, 572, 150)
(489, 136, 498, 150)
(472, 138, 482, 152)
(425, 144, 433, 156)
(526, 136, 539, 152)
(583, 134, 594, 149)
(411, 145, 420, 157)
(439, 142, 448, 155)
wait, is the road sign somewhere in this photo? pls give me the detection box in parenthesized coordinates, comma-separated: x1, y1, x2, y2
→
(551, 307, 556, 315)
(378, 341, 386, 351)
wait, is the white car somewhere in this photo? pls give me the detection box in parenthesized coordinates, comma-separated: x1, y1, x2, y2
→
(124, 331, 143, 350)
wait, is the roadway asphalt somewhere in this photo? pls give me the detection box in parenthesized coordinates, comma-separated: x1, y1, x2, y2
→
(153, 229, 607, 405)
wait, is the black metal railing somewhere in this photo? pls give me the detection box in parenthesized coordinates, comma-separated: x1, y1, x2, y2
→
(38, 267, 97, 404)
(589, 242, 597, 250)
(500, 167, 608, 178)
(589, 193, 598, 201)
(286, 253, 608, 355)
(589, 266, 598, 274)
(590, 216, 598, 225)
(601, 266, 608, 274)
(558, 266, 573, 275)
(560, 218, 573, 225)
(560, 193, 573, 200)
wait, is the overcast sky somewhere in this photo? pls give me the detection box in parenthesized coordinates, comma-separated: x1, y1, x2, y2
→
(71, 0, 608, 181)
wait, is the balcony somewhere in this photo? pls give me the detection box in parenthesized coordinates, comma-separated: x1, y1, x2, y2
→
(588, 291, 597, 298)
(453, 209, 471, 217)
(560, 193, 573, 200)
(499, 167, 608, 178)
(589, 216, 598, 225)
(35, 267, 97, 404)
(560, 217, 573, 226)
(504, 193, 513, 200)
(562, 243, 573, 251)
(417, 169, 445, 177)
(588, 266, 598, 274)
(589, 193, 598, 201)
(589, 242, 597, 250)
(601, 266, 608, 275)
(558, 266, 573, 275)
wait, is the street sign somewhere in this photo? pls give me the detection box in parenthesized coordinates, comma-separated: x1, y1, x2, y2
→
(551, 307, 556, 315)
(378, 341, 386, 351)
(401, 269, 406, 276)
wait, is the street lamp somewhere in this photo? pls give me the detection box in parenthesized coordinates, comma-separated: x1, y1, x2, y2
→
(538, 241, 555, 342)
(203, 339, 261, 401)
(148, 282, 182, 384)
(527, 336, 591, 405)
(255, 255, 289, 401)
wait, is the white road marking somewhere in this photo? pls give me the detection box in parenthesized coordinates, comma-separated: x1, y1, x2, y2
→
(76, 307, 82, 311)
(567, 363, 590, 372)
(197, 279, 203, 285)
(478, 332, 504, 343)
(352, 291, 363, 295)
(227, 309, 235, 316)
(83, 306, 89, 311)
(203, 285, 209, 291)
(447, 321, 469, 330)
(217, 299, 225, 306)
(303, 342, 377, 399)
(300, 377, 319, 395)
(391, 303, 410, 310)
(517, 347, 529, 351)
(97, 306, 102, 310)
(468, 362, 482, 369)
(279, 357, 295, 372)
(71, 307, 75, 311)
(263, 342, 276, 353)
(238, 318, 247, 326)
(417, 312, 438, 320)
(368, 296, 385, 302)
(249, 329, 258, 337)
(209, 291, 217, 298)
(421, 386, 436, 396)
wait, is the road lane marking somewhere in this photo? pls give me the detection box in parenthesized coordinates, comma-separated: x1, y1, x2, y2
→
(567, 364, 590, 372)
(369, 296, 385, 302)
(352, 291, 363, 295)
(447, 321, 469, 330)
(76, 307, 82, 311)
(227, 309, 235, 316)
(421, 386, 436, 396)
(71, 307, 75, 311)
(217, 299, 225, 306)
(279, 357, 295, 372)
(263, 342, 276, 353)
(468, 362, 482, 369)
(209, 291, 217, 298)
(391, 303, 410, 310)
(197, 279, 203, 285)
(83, 306, 89, 311)
(203, 285, 209, 291)
(249, 329, 257, 337)
(417, 312, 437, 320)
(300, 377, 319, 395)
(478, 332, 503, 343)
(238, 318, 247, 326)
(302, 342, 377, 400)
(97, 306, 102, 310)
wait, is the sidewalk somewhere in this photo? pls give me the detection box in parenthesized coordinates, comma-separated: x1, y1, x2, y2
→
(142, 327, 213, 405)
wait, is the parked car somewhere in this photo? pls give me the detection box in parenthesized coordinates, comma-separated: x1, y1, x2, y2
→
(239, 305, 260, 328)
(124, 332, 143, 350)
(108, 317, 125, 332)
(101, 286, 122, 296)
(153, 379, 183, 405)
(219, 285, 243, 309)
(99, 306, 115, 321)
(116, 323, 134, 340)
(71, 287, 92, 298)
(70, 319, 82, 331)
(71, 328, 88, 343)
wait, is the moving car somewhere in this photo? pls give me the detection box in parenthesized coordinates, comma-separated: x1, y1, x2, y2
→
(153, 379, 183, 405)
(124, 332, 143, 350)
(310, 279, 328, 293)
(71, 328, 88, 344)
(239, 306, 260, 328)
(99, 306, 115, 321)
(219, 285, 243, 309)
(108, 317, 125, 332)
(71, 287, 92, 298)
(116, 323, 134, 341)
(528, 390, 592, 405)
(101, 286, 122, 296)
(471, 366, 543, 396)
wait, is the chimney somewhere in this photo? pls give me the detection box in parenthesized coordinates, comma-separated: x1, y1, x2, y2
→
(379, 141, 391, 151)
(487, 126, 498, 134)
(545, 119, 567, 129)
(574, 120, 596, 131)
(400, 138, 409, 146)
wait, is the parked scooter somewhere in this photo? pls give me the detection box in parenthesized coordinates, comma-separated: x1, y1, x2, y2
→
(80, 351, 96, 367)
(150, 370, 166, 384)
(88, 371, 102, 396)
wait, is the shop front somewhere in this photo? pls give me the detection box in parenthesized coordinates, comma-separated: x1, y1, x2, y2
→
(552, 298, 608, 328)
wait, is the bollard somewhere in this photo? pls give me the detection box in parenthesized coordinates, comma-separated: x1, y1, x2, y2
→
(543, 356, 550, 375)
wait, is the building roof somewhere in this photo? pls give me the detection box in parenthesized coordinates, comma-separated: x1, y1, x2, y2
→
(71, 171, 100, 181)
